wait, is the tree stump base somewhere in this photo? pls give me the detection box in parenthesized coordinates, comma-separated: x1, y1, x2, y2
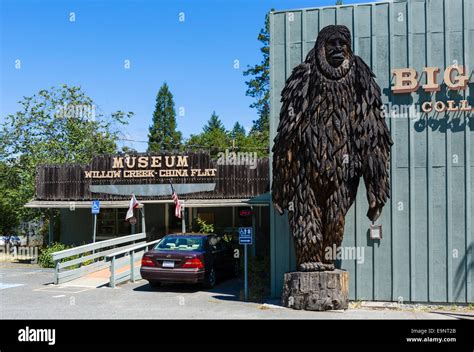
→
(281, 270, 349, 311)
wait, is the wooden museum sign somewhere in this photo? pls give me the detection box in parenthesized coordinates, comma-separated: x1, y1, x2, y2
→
(84, 154, 217, 180)
(35, 152, 270, 201)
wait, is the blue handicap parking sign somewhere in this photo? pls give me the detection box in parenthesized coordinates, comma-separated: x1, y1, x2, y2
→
(239, 227, 252, 245)
(91, 200, 100, 214)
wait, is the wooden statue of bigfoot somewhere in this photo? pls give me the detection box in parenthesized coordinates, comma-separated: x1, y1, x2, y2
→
(272, 25, 393, 272)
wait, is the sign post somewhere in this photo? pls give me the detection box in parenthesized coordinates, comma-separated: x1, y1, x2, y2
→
(239, 227, 252, 301)
(91, 200, 100, 243)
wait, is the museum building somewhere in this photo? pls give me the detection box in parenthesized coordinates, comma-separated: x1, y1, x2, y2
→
(26, 152, 271, 259)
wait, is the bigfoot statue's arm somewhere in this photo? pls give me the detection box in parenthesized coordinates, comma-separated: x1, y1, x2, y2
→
(355, 56, 393, 222)
(272, 51, 314, 215)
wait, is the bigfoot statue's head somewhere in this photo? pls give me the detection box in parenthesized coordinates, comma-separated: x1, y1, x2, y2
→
(315, 25, 354, 80)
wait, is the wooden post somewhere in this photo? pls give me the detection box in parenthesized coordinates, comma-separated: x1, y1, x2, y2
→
(54, 260, 59, 284)
(110, 256, 116, 288)
(165, 204, 169, 234)
(130, 251, 135, 282)
(48, 210, 54, 245)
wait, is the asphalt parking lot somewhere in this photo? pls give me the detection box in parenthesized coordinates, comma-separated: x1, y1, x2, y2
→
(0, 263, 471, 320)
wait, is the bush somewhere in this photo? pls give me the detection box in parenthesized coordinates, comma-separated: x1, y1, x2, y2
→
(38, 242, 69, 268)
(38, 242, 100, 269)
(238, 255, 270, 302)
(196, 217, 214, 233)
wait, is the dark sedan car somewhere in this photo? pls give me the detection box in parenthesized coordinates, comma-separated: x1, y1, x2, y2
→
(140, 233, 237, 288)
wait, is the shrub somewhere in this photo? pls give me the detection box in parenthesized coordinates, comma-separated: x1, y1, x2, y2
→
(38, 242, 69, 268)
(39, 242, 97, 269)
(196, 217, 214, 233)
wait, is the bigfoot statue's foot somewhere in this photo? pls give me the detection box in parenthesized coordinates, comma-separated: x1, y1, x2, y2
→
(298, 262, 335, 272)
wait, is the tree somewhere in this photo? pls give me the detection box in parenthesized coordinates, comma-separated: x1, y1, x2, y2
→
(243, 11, 271, 138)
(336, 0, 344, 6)
(0, 161, 21, 233)
(230, 122, 248, 151)
(203, 111, 226, 134)
(121, 146, 137, 153)
(0, 84, 132, 231)
(185, 111, 230, 156)
(230, 122, 246, 139)
(148, 83, 182, 152)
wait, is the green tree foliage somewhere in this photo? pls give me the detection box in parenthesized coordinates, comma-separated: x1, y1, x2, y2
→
(203, 111, 226, 134)
(231, 122, 246, 139)
(121, 146, 137, 153)
(185, 111, 231, 156)
(0, 162, 22, 233)
(184, 111, 269, 158)
(230, 122, 248, 151)
(148, 83, 182, 152)
(0, 84, 132, 230)
(243, 10, 271, 156)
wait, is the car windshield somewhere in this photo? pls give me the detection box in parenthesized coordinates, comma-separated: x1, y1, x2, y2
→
(154, 236, 204, 251)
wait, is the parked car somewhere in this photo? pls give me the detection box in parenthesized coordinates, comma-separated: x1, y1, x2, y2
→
(10, 236, 21, 246)
(0, 236, 7, 246)
(140, 233, 238, 288)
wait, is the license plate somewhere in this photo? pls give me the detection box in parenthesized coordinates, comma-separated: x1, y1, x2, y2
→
(162, 261, 175, 268)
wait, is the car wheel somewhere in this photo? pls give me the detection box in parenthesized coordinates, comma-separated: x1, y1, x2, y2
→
(203, 267, 216, 288)
(149, 280, 161, 288)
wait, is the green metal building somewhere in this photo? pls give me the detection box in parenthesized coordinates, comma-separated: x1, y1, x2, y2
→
(269, 0, 473, 303)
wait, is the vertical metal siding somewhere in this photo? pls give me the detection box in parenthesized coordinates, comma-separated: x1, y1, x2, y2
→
(269, 0, 473, 303)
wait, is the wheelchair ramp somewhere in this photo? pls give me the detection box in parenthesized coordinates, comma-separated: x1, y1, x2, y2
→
(62, 263, 137, 288)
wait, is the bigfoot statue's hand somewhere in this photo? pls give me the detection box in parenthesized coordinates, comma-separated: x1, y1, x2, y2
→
(367, 202, 382, 223)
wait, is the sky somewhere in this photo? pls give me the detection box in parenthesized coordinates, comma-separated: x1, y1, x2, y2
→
(0, 0, 372, 152)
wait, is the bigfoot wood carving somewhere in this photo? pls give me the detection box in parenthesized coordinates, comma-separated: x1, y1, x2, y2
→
(272, 25, 393, 272)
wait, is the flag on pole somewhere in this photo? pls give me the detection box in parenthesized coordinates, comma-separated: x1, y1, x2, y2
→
(170, 182, 182, 218)
(125, 194, 140, 220)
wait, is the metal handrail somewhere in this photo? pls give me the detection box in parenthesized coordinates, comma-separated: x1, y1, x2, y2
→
(107, 239, 162, 288)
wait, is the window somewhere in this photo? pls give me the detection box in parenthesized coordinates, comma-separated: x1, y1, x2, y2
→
(154, 236, 204, 251)
(97, 208, 136, 239)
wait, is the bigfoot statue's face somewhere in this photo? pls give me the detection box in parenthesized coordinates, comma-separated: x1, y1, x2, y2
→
(325, 36, 350, 68)
(315, 25, 353, 80)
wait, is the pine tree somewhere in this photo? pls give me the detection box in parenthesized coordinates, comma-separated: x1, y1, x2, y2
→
(148, 83, 182, 152)
(185, 111, 230, 157)
(243, 11, 271, 137)
(203, 111, 227, 134)
(230, 122, 246, 139)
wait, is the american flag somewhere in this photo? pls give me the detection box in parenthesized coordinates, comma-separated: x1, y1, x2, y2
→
(170, 182, 182, 218)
